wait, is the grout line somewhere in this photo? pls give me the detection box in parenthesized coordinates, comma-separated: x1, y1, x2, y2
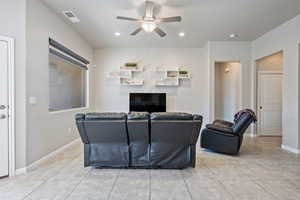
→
(63, 168, 92, 200)
(21, 179, 47, 200)
(107, 169, 121, 200)
(22, 151, 83, 200)
(180, 170, 193, 200)
(252, 179, 280, 200)
(149, 169, 151, 200)
(217, 180, 236, 200)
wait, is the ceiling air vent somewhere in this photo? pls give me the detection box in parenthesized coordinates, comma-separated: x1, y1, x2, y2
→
(62, 11, 80, 23)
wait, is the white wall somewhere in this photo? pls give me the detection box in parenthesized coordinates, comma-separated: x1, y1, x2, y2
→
(94, 48, 210, 125)
(26, 0, 95, 165)
(215, 62, 241, 121)
(208, 42, 252, 122)
(0, 0, 27, 169)
(252, 14, 300, 151)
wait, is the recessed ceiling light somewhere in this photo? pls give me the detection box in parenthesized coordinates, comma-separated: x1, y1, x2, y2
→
(179, 32, 185, 37)
(115, 32, 121, 36)
(229, 34, 238, 38)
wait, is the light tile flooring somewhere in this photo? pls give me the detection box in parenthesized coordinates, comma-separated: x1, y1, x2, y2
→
(1, 137, 300, 200)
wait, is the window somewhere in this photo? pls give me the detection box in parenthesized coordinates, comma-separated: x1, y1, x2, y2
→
(48, 39, 89, 112)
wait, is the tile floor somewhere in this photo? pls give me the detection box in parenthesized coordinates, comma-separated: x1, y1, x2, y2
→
(1, 137, 300, 200)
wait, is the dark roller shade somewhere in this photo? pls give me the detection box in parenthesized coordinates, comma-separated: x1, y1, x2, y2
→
(49, 38, 90, 65)
(49, 48, 88, 70)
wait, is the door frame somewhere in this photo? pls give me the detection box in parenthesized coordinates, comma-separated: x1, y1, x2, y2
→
(257, 71, 283, 136)
(0, 36, 15, 177)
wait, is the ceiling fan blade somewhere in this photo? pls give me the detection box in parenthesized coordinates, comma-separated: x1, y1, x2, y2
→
(130, 27, 143, 36)
(156, 16, 182, 23)
(154, 27, 166, 37)
(145, 1, 155, 18)
(116, 16, 142, 22)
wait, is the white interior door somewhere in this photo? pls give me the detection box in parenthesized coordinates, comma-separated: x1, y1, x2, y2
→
(0, 39, 9, 177)
(258, 72, 283, 136)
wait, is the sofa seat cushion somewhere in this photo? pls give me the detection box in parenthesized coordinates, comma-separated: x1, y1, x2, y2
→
(128, 112, 149, 120)
(206, 124, 234, 135)
(85, 112, 127, 120)
(150, 112, 193, 120)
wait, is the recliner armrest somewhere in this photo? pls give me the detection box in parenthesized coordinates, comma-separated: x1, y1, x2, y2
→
(206, 124, 234, 134)
(213, 120, 234, 127)
(193, 114, 203, 121)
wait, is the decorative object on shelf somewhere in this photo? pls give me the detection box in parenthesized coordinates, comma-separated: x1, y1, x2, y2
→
(125, 62, 138, 67)
(155, 66, 191, 86)
(108, 62, 144, 86)
(179, 70, 191, 79)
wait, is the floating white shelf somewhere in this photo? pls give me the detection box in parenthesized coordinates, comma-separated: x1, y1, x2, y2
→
(108, 63, 144, 86)
(155, 67, 191, 86)
(120, 78, 144, 86)
(120, 66, 143, 72)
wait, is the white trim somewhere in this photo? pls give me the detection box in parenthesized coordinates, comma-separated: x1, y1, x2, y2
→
(0, 36, 15, 177)
(26, 138, 81, 171)
(15, 167, 27, 175)
(281, 145, 300, 154)
(49, 107, 89, 115)
(14, 138, 81, 175)
(244, 132, 256, 138)
(252, 51, 284, 136)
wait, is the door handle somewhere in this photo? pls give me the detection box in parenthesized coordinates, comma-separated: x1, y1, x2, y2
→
(260, 106, 263, 110)
(0, 105, 6, 110)
(0, 114, 6, 119)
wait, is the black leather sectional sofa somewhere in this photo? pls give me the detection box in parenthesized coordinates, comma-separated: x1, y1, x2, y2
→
(75, 112, 203, 169)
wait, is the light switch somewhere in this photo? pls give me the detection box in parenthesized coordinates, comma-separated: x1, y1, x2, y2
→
(29, 96, 37, 105)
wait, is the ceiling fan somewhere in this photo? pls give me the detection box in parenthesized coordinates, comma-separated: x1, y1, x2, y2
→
(116, 1, 182, 37)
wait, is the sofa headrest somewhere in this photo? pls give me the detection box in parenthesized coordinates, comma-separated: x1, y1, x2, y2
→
(193, 115, 203, 121)
(150, 112, 193, 120)
(85, 112, 127, 120)
(75, 113, 85, 120)
(128, 112, 149, 120)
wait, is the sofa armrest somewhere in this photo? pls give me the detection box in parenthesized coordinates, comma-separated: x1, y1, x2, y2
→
(191, 115, 203, 145)
(75, 113, 89, 144)
(213, 120, 234, 127)
(193, 114, 203, 121)
(206, 124, 234, 134)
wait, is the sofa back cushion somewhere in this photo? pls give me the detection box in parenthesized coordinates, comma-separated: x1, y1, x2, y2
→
(85, 112, 127, 120)
(128, 112, 149, 120)
(150, 112, 193, 120)
(76, 113, 128, 144)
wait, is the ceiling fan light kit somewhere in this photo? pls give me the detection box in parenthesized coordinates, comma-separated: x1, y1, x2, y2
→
(116, 1, 182, 37)
(142, 21, 157, 32)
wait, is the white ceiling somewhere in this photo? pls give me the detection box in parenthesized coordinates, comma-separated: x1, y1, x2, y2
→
(42, 0, 300, 48)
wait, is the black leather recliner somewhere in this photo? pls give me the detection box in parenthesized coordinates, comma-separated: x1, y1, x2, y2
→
(200, 109, 256, 155)
(75, 112, 203, 169)
(76, 113, 129, 167)
(150, 113, 202, 168)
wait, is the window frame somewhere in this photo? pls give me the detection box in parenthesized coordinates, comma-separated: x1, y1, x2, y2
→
(48, 38, 90, 113)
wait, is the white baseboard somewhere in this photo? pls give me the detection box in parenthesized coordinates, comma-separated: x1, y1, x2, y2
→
(15, 138, 81, 174)
(281, 145, 300, 154)
(244, 132, 255, 137)
(15, 167, 27, 175)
